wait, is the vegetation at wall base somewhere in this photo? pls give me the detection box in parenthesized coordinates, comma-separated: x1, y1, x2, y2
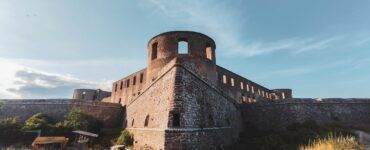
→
(115, 130, 134, 147)
(299, 134, 364, 150)
(56, 108, 102, 133)
(231, 120, 361, 150)
(0, 109, 103, 147)
(22, 113, 55, 134)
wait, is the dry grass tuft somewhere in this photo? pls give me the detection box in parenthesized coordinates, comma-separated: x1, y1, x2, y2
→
(300, 134, 364, 150)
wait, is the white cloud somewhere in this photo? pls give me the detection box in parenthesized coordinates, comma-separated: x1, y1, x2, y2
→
(0, 58, 112, 99)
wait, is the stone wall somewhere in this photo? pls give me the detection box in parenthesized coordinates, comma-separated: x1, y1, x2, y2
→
(241, 98, 370, 131)
(111, 69, 147, 105)
(0, 99, 123, 128)
(124, 59, 178, 149)
(163, 62, 242, 149)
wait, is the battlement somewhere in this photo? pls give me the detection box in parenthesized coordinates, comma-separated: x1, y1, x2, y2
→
(111, 31, 292, 107)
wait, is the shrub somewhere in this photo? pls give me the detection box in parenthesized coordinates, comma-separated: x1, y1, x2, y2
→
(299, 134, 364, 150)
(58, 108, 101, 133)
(116, 130, 134, 146)
(22, 113, 53, 131)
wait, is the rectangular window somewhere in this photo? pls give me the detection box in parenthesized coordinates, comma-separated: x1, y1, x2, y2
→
(114, 84, 117, 92)
(282, 92, 286, 99)
(151, 43, 158, 60)
(206, 46, 213, 60)
(251, 86, 254, 93)
(178, 40, 188, 54)
(140, 73, 144, 83)
(172, 113, 180, 127)
(242, 96, 246, 103)
(258, 89, 261, 95)
(222, 75, 227, 84)
(126, 79, 130, 87)
(246, 84, 249, 91)
(120, 81, 123, 90)
(133, 76, 136, 85)
(240, 82, 244, 90)
(231, 78, 235, 86)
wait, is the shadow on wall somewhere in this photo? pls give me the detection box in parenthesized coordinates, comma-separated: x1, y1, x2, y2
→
(231, 120, 364, 150)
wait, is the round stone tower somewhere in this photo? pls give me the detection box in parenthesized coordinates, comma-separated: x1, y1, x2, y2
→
(147, 31, 218, 84)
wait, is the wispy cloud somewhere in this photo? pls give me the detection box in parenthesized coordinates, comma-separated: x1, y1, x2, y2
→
(143, 0, 367, 57)
(255, 59, 354, 79)
(227, 36, 344, 57)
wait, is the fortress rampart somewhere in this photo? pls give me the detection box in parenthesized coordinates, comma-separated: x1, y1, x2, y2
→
(0, 99, 123, 128)
(241, 98, 370, 131)
(1, 31, 369, 149)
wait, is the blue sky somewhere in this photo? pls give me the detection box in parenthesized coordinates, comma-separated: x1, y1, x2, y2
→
(0, 0, 370, 98)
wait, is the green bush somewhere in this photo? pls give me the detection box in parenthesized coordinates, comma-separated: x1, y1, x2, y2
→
(22, 113, 53, 131)
(116, 130, 134, 146)
(57, 108, 101, 133)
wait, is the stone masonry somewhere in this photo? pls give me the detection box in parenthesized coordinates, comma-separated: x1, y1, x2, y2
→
(110, 31, 293, 149)
(0, 99, 123, 128)
(1, 31, 369, 150)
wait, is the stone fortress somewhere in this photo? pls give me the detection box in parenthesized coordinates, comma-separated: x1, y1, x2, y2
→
(103, 31, 369, 149)
(1, 31, 370, 150)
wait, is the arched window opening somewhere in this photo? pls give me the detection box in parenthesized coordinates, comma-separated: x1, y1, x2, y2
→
(151, 42, 158, 60)
(81, 92, 85, 99)
(140, 73, 144, 83)
(222, 75, 227, 84)
(131, 118, 135, 127)
(133, 76, 136, 85)
(208, 114, 214, 126)
(205, 43, 213, 60)
(178, 38, 188, 54)
(126, 79, 130, 88)
(226, 119, 231, 126)
(118, 98, 121, 104)
(172, 113, 180, 127)
(144, 115, 150, 127)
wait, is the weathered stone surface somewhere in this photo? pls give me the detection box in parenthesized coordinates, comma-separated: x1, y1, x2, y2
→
(2, 31, 369, 150)
(0, 99, 123, 128)
(241, 99, 370, 131)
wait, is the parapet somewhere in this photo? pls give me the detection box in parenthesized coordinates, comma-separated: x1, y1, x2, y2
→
(147, 31, 217, 81)
(272, 89, 293, 99)
(73, 89, 111, 101)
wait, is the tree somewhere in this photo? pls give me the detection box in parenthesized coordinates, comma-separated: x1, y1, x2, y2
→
(58, 108, 101, 133)
(22, 113, 53, 131)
